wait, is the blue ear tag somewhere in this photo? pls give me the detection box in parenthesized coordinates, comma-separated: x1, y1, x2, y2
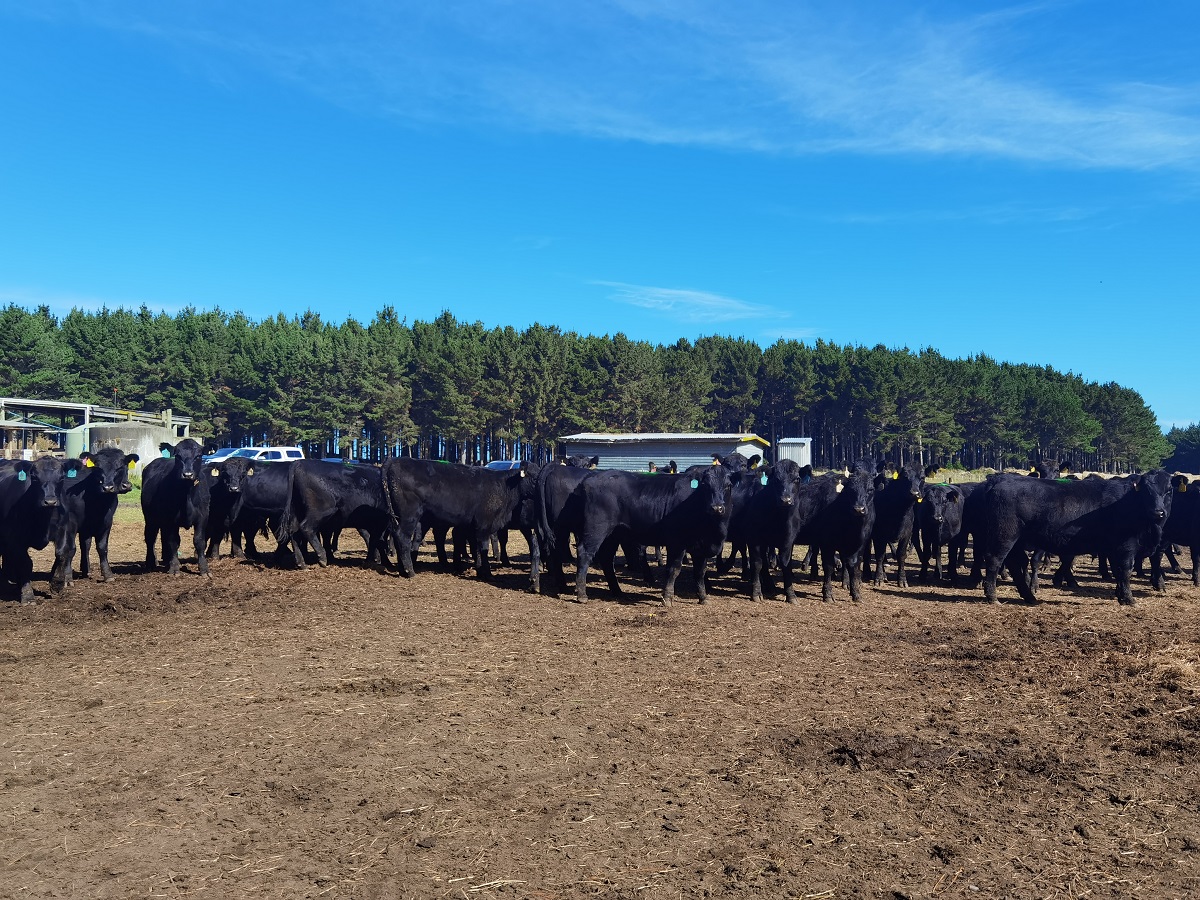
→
(67, 468, 77, 478)
(690, 478, 699, 489)
(161, 448, 172, 458)
(760, 473, 768, 485)
(18, 471, 27, 482)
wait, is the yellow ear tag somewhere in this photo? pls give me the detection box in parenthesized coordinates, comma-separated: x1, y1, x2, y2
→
(1180, 484, 1188, 493)
(211, 468, 220, 477)
(835, 482, 844, 493)
(892, 471, 899, 480)
(916, 497, 922, 502)
(126, 460, 135, 469)
(84, 458, 95, 468)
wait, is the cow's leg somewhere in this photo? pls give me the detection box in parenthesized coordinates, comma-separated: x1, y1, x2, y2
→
(474, 529, 493, 580)
(1149, 549, 1166, 592)
(162, 527, 183, 575)
(1113, 552, 1136, 606)
(821, 547, 837, 602)
(10, 551, 36, 604)
(691, 550, 710, 605)
(1192, 541, 1200, 587)
(598, 536, 623, 595)
(628, 542, 656, 586)
(780, 544, 800, 604)
(895, 535, 911, 588)
(872, 537, 888, 587)
(193, 527, 210, 575)
(661, 547, 686, 607)
(983, 536, 1018, 603)
(529, 529, 542, 594)
(144, 522, 159, 571)
(53, 528, 77, 593)
(1165, 545, 1181, 575)
(845, 548, 866, 601)
(749, 543, 766, 602)
(574, 541, 595, 603)
(77, 534, 93, 579)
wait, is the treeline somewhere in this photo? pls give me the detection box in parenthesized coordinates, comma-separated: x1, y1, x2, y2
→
(0, 303, 1174, 471)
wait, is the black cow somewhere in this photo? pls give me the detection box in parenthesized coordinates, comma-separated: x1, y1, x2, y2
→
(0, 457, 81, 602)
(279, 460, 394, 569)
(203, 456, 255, 560)
(715, 466, 772, 578)
(141, 439, 211, 575)
(914, 481, 971, 583)
(51, 447, 139, 590)
(570, 465, 733, 605)
(741, 459, 820, 602)
(806, 462, 877, 602)
(980, 470, 1173, 605)
(865, 460, 924, 587)
(1149, 475, 1200, 588)
(224, 461, 294, 561)
(382, 458, 534, 579)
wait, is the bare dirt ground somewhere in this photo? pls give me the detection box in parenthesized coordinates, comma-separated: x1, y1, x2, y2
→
(3, 520, 1200, 899)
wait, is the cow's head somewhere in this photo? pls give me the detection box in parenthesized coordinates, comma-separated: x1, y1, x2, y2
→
(10, 457, 80, 507)
(693, 463, 733, 518)
(1132, 469, 1173, 523)
(161, 438, 205, 482)
(563, 455, 599, 469)
(921, 483, 962, 526)
(80, 447, 139, 494)
(763, 459, 802, 508)
(211, 456, 254, 493)
(843, 463, 877, 517)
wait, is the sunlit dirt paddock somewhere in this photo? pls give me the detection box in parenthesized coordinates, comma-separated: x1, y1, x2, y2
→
(3, 520, 1199, 899)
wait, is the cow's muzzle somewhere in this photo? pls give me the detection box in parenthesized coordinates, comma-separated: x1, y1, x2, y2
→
(853, 505, 867, 516)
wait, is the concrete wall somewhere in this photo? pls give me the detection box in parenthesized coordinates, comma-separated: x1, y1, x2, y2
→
(87, 423, 178, 476)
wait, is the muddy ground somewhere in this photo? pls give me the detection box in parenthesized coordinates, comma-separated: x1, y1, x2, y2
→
(2, 521, 1199, 900)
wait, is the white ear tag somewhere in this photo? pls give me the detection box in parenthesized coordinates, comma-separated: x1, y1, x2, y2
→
(211, 468, 220, 477)
(835, 482, 844, 493)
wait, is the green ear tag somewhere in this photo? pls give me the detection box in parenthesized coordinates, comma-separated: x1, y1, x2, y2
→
(18, 471, 27, 482)
(760, 473, 768, 485)
(690, 478, 699, 489)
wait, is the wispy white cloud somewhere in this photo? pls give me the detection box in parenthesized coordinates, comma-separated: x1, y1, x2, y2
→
(6, 1, 1200, 170)
(595, 280, 782, 324)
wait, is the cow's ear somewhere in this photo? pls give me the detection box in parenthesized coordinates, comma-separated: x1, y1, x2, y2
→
(589, 456, 599, 469)
(159, 442, 175, 458)
(84, 456, 95, 468)
(125, 453, 140, 465)
(948, 490, 960, 502)
(748, 454, 761, 469)
(79, 451, 93, 464)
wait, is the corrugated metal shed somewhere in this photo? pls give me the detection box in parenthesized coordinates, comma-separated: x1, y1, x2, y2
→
(559, 433, 770, 472)
(776, 438, 813, 468)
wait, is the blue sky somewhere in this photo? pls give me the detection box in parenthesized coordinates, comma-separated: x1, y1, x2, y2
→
(1, 1, 1197, 428)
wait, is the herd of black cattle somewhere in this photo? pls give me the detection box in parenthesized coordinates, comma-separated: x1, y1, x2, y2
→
(1, 438, 1197, 608)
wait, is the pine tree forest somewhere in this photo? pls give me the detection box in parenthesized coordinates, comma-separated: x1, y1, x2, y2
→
(0, 303, 1179, 472)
